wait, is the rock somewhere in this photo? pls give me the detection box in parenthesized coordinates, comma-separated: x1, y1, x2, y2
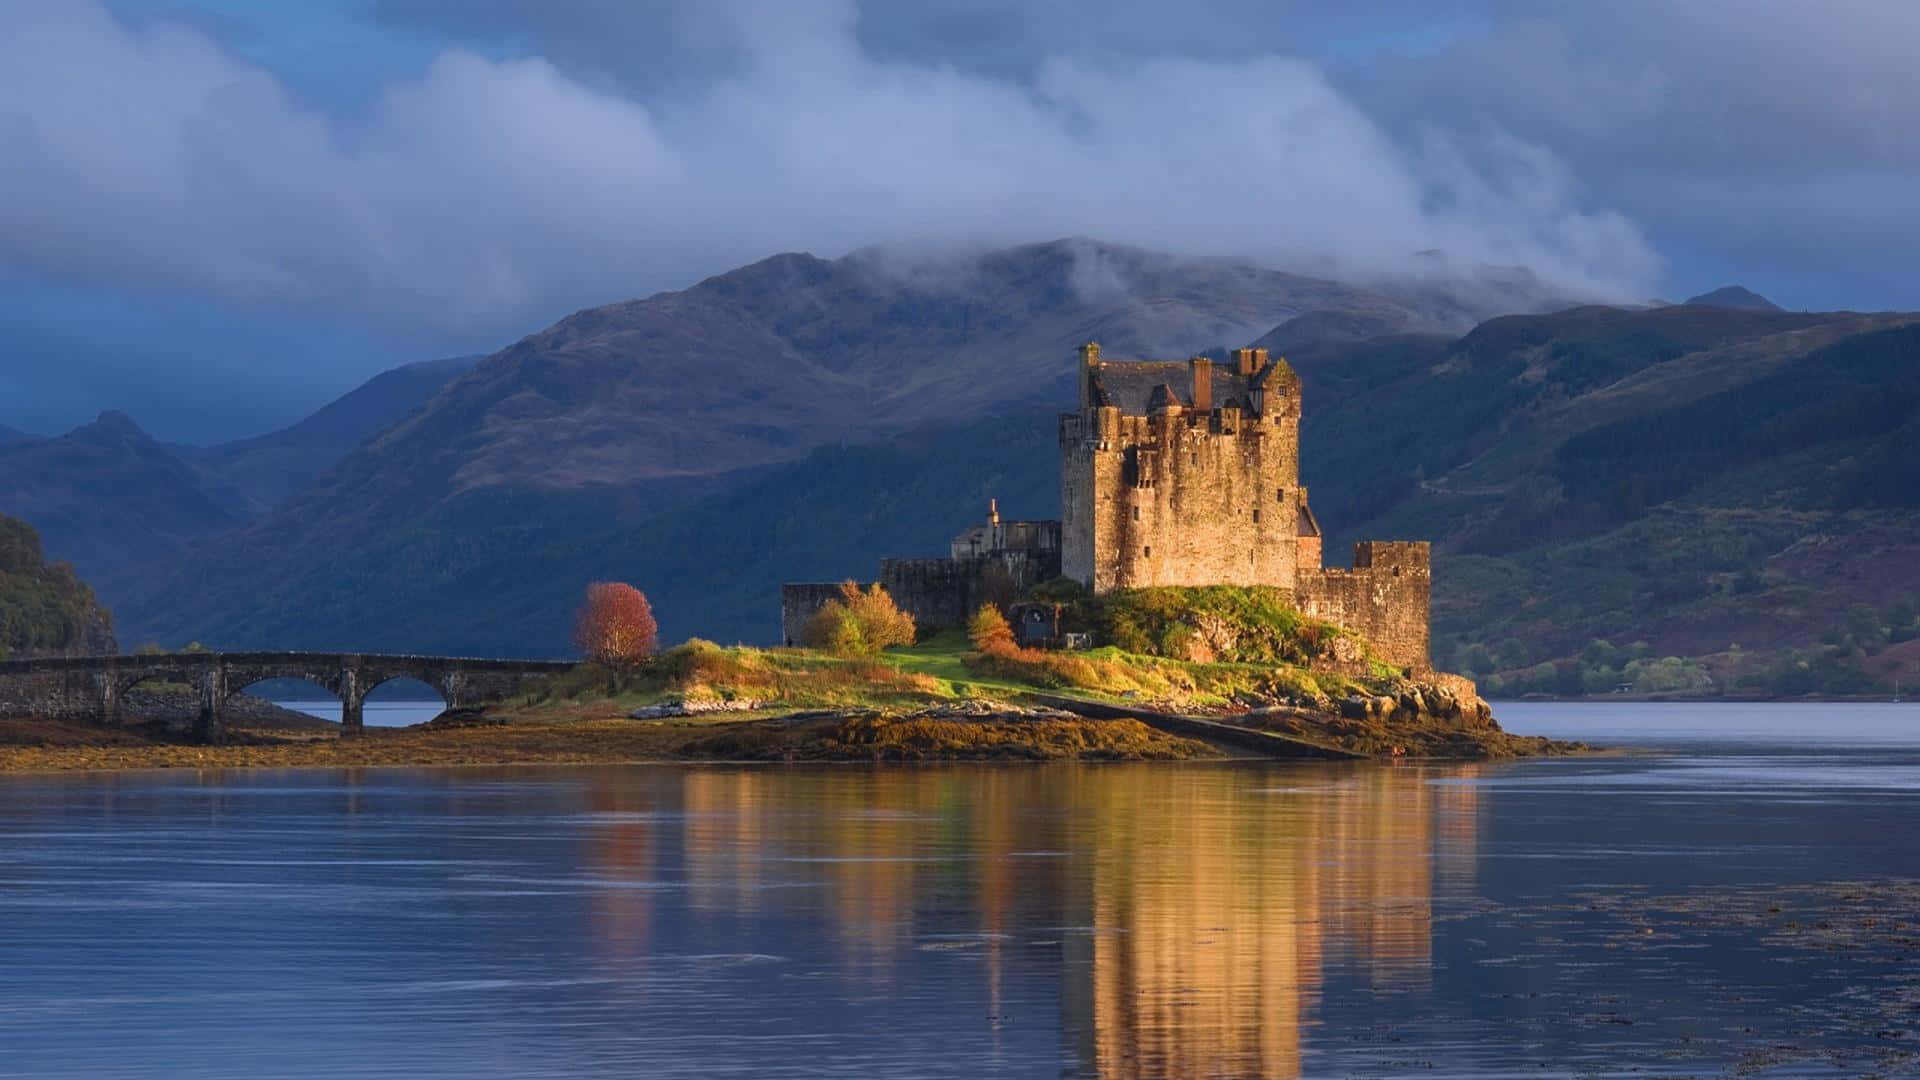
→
(628, 697, 764, 719)
(1325, 635, 1364, 665)
(424, 707, 505, 728)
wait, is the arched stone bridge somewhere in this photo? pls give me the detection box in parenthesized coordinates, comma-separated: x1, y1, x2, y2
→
(0, 652, 575, 743)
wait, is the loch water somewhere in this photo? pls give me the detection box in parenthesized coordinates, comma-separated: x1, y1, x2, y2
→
(3, 703, 1920, 1078)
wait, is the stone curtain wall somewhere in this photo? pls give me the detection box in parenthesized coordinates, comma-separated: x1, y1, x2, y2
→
(781, 549, 1062, 646)
(1299, 542, 1433, 673)
(779, 583, 868, 646)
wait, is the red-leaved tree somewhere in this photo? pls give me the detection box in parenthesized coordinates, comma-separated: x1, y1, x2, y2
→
(573, 582, 658, 669)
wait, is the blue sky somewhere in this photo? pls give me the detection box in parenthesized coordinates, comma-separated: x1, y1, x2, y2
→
(6, 0, 1917, 441)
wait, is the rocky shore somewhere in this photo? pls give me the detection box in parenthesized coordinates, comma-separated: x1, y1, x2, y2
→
(0, 676, 1580, 772)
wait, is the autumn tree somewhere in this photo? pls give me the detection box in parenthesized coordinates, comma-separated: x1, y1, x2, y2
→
(968, 603, 1016, 656)
(573, 581, 658, 669)
(801, 581, 915, 656)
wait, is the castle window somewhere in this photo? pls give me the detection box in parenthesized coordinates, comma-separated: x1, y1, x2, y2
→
(1276, 487, 1288, 503)
(1191, 452, 1199, 466)
(1132, 506, 1140, 522)
(1144, 546, 1151, 558)
(1253, 508, 1261, 523)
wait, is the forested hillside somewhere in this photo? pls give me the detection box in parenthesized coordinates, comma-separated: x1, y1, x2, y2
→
(0, 515, 115, 659)
(1303, 309, 1920, 696)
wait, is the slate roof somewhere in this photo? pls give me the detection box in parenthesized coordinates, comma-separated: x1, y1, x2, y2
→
(1086, 358, 1293, 415)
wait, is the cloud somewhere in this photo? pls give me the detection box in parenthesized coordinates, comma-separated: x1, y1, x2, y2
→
(0, 0, 1657, 342)
(1344, 1, 1920, 306)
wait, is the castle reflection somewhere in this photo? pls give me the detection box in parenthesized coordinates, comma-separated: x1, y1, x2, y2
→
(578, 762, 1477, 1079)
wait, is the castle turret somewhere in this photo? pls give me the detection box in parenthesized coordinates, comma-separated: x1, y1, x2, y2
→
(1188, 356, 1213, 412)
(1078, 342, 1102, 410)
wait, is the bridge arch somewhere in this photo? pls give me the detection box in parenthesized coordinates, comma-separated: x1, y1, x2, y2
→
(110, 668, 208, 733)
(359, 675, 450, 728)
(225, 674, 346, 728)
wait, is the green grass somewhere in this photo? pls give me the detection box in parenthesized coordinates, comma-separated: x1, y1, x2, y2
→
(527, 630, 1394, 717)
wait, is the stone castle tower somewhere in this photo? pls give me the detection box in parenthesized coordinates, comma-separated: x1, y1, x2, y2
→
(783, 342, 1433, 672)
(1059, 343, 1432, 671)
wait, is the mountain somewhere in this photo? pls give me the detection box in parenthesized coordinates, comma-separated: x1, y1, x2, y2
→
(184, 355, 479, 513)
(0, 513, 117, 658)
(0, 411, 243, 590)
(118, 238, 1519, 650)
(1684, 285, 1782, 311)
(288, 239, 1457, 508)
(0, 355, 477, 629)
(113, 239, 1917, 694)
(0, 425, 38, 448)
(1293, 304, 1920, 694)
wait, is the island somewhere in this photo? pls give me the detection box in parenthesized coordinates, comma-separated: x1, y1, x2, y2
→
(0, 345, 1576, 770)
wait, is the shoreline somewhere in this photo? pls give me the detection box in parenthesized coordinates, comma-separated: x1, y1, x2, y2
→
(1497, 694, 1915, 705)
(0, 699, 1585, 774)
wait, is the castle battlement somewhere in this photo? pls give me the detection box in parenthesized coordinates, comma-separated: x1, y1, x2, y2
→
(1060, 343, 1316, 594)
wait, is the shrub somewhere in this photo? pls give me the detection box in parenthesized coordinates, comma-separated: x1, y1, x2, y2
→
(573, 581, 659, 669)
(967, 604, 1016, 656)
(1090, 586, 1332, 664)
(801, 582, 915, 656)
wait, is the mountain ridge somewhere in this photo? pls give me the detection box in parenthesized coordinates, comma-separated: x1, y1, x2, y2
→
(1684, 284, 1782, 311)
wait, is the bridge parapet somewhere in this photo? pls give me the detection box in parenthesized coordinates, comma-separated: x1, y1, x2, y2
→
(0, 652, 574, 743)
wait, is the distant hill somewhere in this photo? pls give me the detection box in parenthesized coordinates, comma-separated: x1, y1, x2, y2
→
(0, 425, 37, 447)
(0, 514, 115, 658)
(185, 355, 480, 513)
(0, 355, 477, 626)
(0, 411, 243, 590)
(1296, 304, 1920, 694)
(1684, 285, 1782, 311)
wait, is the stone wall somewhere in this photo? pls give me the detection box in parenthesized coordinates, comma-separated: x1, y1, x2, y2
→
(780, 548, 1062, 646)
(1060, 372, 1308, 593)
(1299, 541, 1432, 673)
(780, 583, 867, 647)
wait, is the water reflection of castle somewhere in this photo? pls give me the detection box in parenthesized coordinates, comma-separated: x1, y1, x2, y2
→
(578, 766, 1480, 1079)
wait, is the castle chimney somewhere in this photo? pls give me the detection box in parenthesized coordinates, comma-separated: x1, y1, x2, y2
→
(1252, 347, 1270, 375)
(1188, 356, 1213, 412)
(1078, 341, 1102, 409)
(1233, 347, 1256, 377)
(989, 498, 1000, 526)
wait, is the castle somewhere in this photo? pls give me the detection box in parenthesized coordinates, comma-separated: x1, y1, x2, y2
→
(781, 343, 1431, 671)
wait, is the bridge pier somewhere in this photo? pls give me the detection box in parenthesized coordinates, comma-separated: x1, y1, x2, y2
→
(194, 664, 227, 745)
(340, 666, 365, 739)
(93, 671, 120, 729)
